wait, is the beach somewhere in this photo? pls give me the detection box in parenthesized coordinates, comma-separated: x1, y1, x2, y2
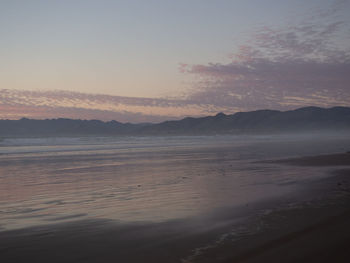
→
(1, 137, 350, 262)
(2, 0, 350, 261)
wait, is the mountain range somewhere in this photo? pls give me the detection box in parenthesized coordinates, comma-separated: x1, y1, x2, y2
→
(0, 106, 349, 137)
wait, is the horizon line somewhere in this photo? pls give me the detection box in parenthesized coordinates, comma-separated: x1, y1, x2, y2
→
(1, 105, 348, 124)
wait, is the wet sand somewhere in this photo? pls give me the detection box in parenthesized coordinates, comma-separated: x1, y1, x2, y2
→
(1, 153, 350, 263)
(271, 152, 350, 166)
(193, 168, 350, 263)
(197, 153, 350, 263)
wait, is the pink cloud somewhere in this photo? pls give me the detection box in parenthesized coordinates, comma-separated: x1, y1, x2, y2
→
(0, 89, 238, 122)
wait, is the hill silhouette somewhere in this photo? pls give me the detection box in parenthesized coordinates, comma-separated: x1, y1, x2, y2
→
(0, 106, 349, 136)
(139, 106, 350, 135)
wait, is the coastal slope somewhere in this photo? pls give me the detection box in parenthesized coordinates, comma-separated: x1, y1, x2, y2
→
(0, 106, 350, 136)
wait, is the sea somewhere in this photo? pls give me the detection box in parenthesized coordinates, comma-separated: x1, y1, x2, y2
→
(1, 134, 350, 231)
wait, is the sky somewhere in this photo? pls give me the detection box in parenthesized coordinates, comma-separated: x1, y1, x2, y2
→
(1, 0, 350, 122)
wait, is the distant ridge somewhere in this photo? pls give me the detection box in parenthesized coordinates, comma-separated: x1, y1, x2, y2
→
(139, 106, 350, 135)
(1, 106, 350, 136)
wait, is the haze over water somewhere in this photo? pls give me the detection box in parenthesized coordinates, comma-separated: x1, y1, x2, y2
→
(1, 134, 349, 231)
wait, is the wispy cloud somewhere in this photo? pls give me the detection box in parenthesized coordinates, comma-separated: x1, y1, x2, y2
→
(181, 1, 350, 111)
(0, 89, 235, 122)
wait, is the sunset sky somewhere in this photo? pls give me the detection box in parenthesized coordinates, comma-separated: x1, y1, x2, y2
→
(1, 0, 350, 122)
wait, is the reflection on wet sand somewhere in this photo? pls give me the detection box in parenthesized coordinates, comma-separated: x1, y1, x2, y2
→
(1, 135, 350, 262)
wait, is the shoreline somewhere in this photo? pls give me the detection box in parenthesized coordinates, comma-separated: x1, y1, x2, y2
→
(1, 153, 350, 262)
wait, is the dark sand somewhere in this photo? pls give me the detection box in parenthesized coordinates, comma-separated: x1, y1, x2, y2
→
(271, 152, 350, 166)
(1, 153, 350, 263)
(192, 168, 350, 263)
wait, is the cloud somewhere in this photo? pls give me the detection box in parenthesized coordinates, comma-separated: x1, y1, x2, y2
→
(0, 89, 236, 122)
(181, 1, 350, 111)
(2, 2, 349, 122)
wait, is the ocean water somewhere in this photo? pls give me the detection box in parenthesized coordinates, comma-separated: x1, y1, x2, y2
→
(0, 134, 349, 231)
